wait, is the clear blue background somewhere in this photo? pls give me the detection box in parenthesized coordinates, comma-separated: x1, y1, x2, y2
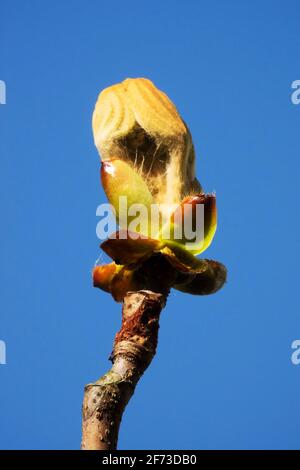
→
(0, 0, 299, 450)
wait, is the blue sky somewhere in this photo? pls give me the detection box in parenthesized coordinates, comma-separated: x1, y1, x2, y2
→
(0, 0, 299, 450)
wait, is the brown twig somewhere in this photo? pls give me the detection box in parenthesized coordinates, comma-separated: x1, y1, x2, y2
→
(81, 290, 166, 450)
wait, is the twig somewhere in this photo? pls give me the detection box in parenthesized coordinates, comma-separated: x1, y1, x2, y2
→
(81, 290, 166, 450)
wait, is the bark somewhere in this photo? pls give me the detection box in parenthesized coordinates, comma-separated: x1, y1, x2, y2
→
(81, 290, 166, 450)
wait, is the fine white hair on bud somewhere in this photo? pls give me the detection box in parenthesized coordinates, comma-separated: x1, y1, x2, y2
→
(92, 78, 202, 207)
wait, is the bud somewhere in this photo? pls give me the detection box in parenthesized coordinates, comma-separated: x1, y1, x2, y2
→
(93, 263, 120, 292)
(92, 78, 224, 299)
(93, 78, 202, 207)
(101, 230, 163, 265)
(93, 263, 139, 302)
(174, 260, 227, 295)
(166, 193, 217, 255)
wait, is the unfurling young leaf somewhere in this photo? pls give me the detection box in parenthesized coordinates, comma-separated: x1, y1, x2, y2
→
(101, 158, 153, 236)
(163, 193, 217, 255)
